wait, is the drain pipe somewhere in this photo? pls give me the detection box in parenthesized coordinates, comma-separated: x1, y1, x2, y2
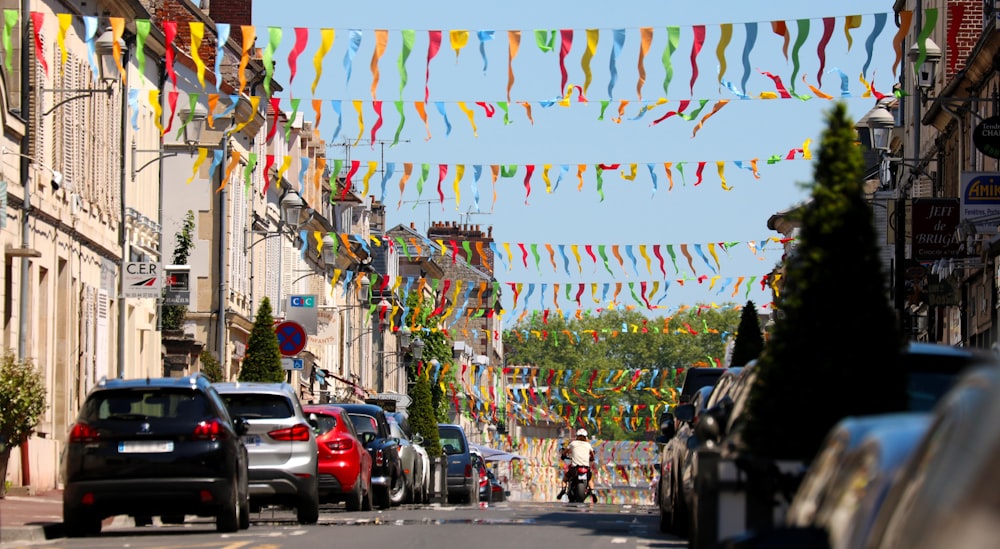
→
(17, 0, 33, 489)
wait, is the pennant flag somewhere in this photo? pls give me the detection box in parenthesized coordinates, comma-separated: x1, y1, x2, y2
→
(190, 21, 206, 88)
(371, 29, 388, 100)
(662, 26, 680, 96)
(312, 28, 334, 96)
(288, 27, 309, 88)
(344, 29, 362, 86)
(477, 30, 495, 73)
(238, 25, 255, 94)
(30, 12, 48, 77)
(263, 26, 282, 96)
(425, 30, 442, 102)
(607, 29, 625, 99)
(2, 9, 17, 72)
(507, 30, 520, 102)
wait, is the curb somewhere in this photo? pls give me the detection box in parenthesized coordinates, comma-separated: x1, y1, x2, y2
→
(0, 515, 129, 547)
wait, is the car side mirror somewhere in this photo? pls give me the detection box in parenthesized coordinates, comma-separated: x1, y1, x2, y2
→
(234, 417, 250, 436)
(674, 403, 696, 423)
(362, 432, 376, 445)
(413, 433, 424, 445)
(307, 412, 319, 429)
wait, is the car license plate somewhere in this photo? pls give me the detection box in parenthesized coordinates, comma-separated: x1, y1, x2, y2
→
(118, 441, 173, 453)
(245, 435, 261, 447)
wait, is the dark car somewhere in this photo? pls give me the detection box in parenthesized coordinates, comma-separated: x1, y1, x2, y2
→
(438, 423, 479, 504)
(657, 384, 715, 536)
(302, 404, 373, 511)
(338, 403, 405, 509)
(677, 367, 726, 405)
(61, 374, 251, 537)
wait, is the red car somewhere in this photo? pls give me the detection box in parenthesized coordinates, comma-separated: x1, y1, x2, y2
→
(303, 405, 373, 511)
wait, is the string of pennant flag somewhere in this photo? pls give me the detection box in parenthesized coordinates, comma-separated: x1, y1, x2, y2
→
(12, 9, 941, 100)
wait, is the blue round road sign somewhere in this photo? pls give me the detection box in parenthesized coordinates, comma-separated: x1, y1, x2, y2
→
(274, 321, 307, 356)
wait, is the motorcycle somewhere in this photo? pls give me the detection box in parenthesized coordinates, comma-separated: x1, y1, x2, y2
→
(564, 461, 592, 503)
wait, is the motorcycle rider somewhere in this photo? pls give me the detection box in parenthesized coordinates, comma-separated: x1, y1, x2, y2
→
(557, 428, 597, 503)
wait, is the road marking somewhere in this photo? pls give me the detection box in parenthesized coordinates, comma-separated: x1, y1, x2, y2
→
(610, 537, 628, 543)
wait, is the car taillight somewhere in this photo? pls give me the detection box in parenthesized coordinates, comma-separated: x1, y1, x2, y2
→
(375, 448, 384, 466)
(269, 424, 311, 441)
(464, 464, 473, 478)
(69, 423, 99, 443)
(326, 439, 354, 452)
(193, 419, 227, 441)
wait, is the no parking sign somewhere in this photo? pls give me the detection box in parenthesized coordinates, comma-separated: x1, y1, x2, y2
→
(274, 321, 307, 357)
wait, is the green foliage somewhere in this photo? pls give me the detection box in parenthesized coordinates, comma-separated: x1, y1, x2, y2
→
(239, 297, 285, 383)
(408, 375, 442, 456)
(200, 351, 224, 383)
(743, 102, 905, 463)
(162, 210, 196, 331)
(0, 351, 47, 496)
(730, 301, 765, 367)
(506, 306, 740, 441)
(401, 291, 456, 422)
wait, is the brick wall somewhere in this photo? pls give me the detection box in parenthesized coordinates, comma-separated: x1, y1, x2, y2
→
(945, 0, 984, 80)
(208, 0, 253, 27)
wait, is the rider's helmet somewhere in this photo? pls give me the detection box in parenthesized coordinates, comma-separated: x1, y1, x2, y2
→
(576, 428, 588, 438)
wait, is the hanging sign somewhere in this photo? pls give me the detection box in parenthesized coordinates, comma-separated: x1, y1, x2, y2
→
(973, 115, 1000, 159)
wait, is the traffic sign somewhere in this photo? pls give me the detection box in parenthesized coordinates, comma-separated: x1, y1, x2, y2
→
(281, 357, 304, 371)
(274, 321, 308, 357)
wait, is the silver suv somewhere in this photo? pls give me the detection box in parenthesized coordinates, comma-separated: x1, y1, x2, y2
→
(214, 382, 319, 524)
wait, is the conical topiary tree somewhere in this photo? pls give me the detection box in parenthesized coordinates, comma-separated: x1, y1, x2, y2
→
(407, 374, 441, 456)
(743, 102, 906, 465)
(239, 297, 285, 383)
(730, 300, 765, 367)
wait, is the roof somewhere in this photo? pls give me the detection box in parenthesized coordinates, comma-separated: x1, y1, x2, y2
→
(212, 381, 296, 395)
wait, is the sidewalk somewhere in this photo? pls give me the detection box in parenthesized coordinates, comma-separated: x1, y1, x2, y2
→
(0, 489, 65, 546)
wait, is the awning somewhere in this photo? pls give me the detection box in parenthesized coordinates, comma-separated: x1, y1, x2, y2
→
(470, 443, 526, 462)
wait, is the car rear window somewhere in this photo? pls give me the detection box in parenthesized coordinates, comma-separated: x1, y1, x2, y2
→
(680, 369, 725, 403)
(349, 413, 379, 435)
(438, 428, 467, 454)
(311, 412, 338, 436)
(221, 394, 293, 419)
(81, 390, 208, 421)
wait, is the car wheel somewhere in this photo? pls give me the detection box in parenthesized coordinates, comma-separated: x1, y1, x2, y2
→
(63, 505, 101, 538)
(670, 474, 690, 538)
(361, 477, 374, 511)
(238, 485, 251, 530)
(216, 481, 240, 533)
(345, 477, 364, 512)
(389, 469, 408, 506)
(658, 477, 673, 534)
(296, 484, 320, 525)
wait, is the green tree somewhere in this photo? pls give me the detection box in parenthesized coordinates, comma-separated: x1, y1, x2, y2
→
(239, 297, 285, 383)
(200, 351, 224, 383)
(162, 210, 195, 331)
(408, 374, 441, 456)
(0, 351, 47, 497)
(401, 291, 455, 423)
(729, 300, 765, 367)
(506, 306, 741, 441)
(743, 102, 905, 464)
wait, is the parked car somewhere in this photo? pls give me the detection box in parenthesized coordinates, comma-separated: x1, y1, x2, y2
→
(861, 360, 1000, 549)
(485, 469, 506, 502)
(62, 374, 251, 536)
(657, 384, 716, 535)
(214, 382, 320, 524)
(704, 343, 999, 549)
(677, 366, 727, 405)
(301, 404, 373, 511)
(338, 403, 405, 509)
(438, 423, 479, 504)
(387, 411, 429, 505)
(784, 413, 932, 549)
(472, 448, 492, 503)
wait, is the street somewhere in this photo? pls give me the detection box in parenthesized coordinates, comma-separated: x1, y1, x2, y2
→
(14, 500, 683, 549)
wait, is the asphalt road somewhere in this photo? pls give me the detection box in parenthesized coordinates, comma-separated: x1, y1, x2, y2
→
(20, 500, 686, 549)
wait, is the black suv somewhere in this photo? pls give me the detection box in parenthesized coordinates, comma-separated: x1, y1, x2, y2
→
(338, 403, 404, 509)
(61, 374, 250, 536)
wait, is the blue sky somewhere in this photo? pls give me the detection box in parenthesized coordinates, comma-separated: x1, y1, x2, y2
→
(251, 0, 899, 327)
